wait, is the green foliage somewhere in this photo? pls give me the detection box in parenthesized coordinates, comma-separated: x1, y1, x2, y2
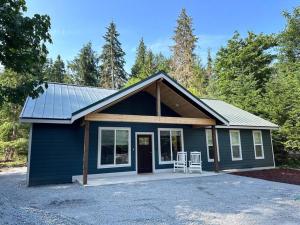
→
(131, 38, 147, 77)
(68, 42, 99, 86)
(279, 7, 300, 63)
(99, 22, 127, 89)
(214, 32, 277, 90)
(0, 0, 51, 103)
(170, 8, 198, 88)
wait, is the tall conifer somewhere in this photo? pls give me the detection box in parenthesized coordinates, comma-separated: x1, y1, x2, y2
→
(99, 22, 126, 89)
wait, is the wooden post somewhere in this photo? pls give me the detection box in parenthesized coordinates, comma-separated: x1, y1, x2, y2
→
(83, 121, 90, 185)
(156, 81, 161, 116)
(212, 125, 219, 172)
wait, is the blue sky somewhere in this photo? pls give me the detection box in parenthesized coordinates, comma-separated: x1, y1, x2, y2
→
(27, 0, 298, 72)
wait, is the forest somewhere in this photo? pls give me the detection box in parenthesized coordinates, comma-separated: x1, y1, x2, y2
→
(0, 0, 299, 167)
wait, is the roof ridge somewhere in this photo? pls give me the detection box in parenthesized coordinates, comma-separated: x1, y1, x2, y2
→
(47, 82, 118, 91)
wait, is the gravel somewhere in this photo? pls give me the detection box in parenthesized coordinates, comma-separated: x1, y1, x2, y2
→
(0, 169, 300, 225)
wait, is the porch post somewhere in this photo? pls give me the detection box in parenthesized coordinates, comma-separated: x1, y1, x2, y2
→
(156, 81, 161, 116)
(212, 125, 219, 172)
(83, 121, 90, 185)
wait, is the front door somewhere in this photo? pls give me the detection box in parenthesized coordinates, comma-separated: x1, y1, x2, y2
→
(137, 134, 153, 173)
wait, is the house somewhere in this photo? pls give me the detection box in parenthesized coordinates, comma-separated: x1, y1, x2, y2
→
(20, 72, 278, 186)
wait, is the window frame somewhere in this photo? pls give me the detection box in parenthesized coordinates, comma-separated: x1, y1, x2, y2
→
(253, 130, 265, 159)
(205, 129, 220, 162)
(229, 130, 242, 161)
(158, 128, 184, 165)
(97, 127, 131, 169)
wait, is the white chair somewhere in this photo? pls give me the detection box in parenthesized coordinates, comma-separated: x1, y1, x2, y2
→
(189, 152, 202, 173)
(173, 152, 187, 173)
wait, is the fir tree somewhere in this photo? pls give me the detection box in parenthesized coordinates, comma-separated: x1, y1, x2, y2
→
(170, 8, 198, 87)
(131, 38, 146, 77)
(51, 55, 66, 83)
(68, 42, 99, 86)
(206, 48, 213, 80)
(99, 22, 126, 89)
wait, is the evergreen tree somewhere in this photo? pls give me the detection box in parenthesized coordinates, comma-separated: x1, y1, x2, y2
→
(68, 42, 99, 86)
(279, 7, 300, 63)
(131, 38, 146, 77)
(205, 48, 213, 81)
(99, 22, 127, 89)
(170, 8, 198, 87)
(51, 55, 66, 83)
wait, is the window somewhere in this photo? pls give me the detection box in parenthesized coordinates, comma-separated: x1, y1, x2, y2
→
(205, 129, 220, 162)
(158, 128, 184, 164)
(98, 128, 131, 168)
(253, 130, 264, 159)
(230, 130, 242, 160)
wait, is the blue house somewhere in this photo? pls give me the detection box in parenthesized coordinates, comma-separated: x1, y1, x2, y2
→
(20, 72, 278, 186)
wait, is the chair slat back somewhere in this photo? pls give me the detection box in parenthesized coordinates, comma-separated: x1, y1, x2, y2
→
(177, 152, 187, 162)
(190, 152, 201, 164)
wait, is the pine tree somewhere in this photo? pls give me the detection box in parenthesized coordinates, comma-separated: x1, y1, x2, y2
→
(68, 42, 99, 86)
(51, 55, 66, 83)
(206, 48, 213, 79)
(99, 22, 127, 89)
(170, 8, 198, 87)
(131, 38, 146, 77)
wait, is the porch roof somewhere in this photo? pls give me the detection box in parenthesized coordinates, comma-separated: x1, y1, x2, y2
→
(19, 72, 278, 129)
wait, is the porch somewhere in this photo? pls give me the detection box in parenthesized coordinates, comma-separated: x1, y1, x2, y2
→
(74, 170, 219, 187)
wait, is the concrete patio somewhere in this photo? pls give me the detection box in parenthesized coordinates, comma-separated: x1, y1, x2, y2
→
(73, 170, 219, 186)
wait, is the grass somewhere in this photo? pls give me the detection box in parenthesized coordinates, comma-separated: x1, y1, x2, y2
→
(0, 153, 27, 168)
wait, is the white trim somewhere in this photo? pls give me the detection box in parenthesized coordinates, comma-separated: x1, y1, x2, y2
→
(26, 124, 33, 186)
(158, 128, 184, 165)
(135, 132, 155, 173)
(252, 130, 265, 159)
(97, 127, 131, 169)
(20, 118, 71, 124)
(71, 73, 229, 124)
(270, 130, 276, 167)
(223, 166, 275, 173)
(205, 129, 220, 162)
(229, 130, 243, 161)
(216, 125, 278, 130)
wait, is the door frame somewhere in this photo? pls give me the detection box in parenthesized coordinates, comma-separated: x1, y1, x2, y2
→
(135, 132, 155, 173)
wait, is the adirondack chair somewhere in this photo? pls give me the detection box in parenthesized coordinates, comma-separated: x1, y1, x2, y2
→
(173, 152, 187, 173)
(189, 152, 202, 173)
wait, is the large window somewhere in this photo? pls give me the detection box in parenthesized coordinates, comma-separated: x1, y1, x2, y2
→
(205, 129, 220, 162)
(158, 128, 184, 164)
(230, 130, 242, 160)
(253, 130, 264, 159)
(98, 127, 131, 168)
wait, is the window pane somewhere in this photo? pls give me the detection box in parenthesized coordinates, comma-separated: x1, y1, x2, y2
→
(101, 130, 114, 165)
(160, 130, 171, 161)
(206, 130, 213, 145)
(115, 130, 129, 164)
(171, 130, 182, 160)
(231, 132, 240, 145)
(232, 145, 241, 158)
(254, 132, 262, 144)
(208, 146, 214, 160)
(255, 145, 263, 158)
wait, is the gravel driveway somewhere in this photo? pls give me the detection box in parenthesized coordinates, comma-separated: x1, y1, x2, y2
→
(0, 169, 300, 225)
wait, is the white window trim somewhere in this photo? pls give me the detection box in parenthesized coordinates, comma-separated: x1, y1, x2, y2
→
(253, 130, 265, 159)
(205, 129, 220, 162)
(158, 128, 184, 165)
(229, 130, 243, 161)
(97, 127, 131, 169)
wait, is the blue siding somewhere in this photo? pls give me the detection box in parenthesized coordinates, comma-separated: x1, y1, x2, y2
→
(102, 91, 179, 117)
(28, 91, 274, 185)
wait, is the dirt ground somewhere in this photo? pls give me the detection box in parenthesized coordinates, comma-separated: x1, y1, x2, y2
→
(232, 168, 300, 185)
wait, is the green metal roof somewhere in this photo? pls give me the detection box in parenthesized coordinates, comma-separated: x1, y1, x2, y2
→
(201, 99, 278, 128)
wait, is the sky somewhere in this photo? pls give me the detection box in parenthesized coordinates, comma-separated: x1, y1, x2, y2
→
(26, 0, 298, 73)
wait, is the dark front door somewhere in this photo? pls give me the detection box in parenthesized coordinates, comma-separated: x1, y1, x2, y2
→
(137, 134, 153, 173)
